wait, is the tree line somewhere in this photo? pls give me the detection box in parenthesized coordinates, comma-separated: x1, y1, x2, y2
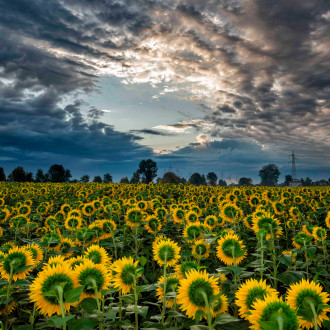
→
(0, 162, 328, 186)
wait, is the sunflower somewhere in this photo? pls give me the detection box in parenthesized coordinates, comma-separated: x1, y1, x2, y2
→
(58, 238, 76, 257)
(302, 224, 314, 237)
(125, 207, 145, 229)
(248, 294, 298, 330)
(145, 215, 162, 234)
(325, 211, 330, 229)
(155, 207, 167, 220)
(272, 201, 284, 215)
(61, 203, 71, 214)
(249, 195, 260, 208)
(220, 203, 242, 223)
(235, 279, 278, 320)
(68, 256, 87, 270)
(65, 216, 82, 231)
(0, 287, 18, 315)
(156, 274, 180, 307)
(9, 215, 30, 230)
(45, 216, 58, 231)
(286, 279, 330, 329)
(292, 232, 312, 249)
(152, 235, 167, 250)
(68, 209, 82, 218)
(111, 256, 139, 295)
(174, 260, 199, 279)
(153, 238, 181, 267)
(312, 226, 327, 243)
(289, 207, 300, 221)
(0, 208, 10, 222)
(252, 213, 283, 240)
(17, 204, 31, 216)
(0, 241, 16, 254)
(84, 244, 111, 266)
(46, 255, 69, 268)
(76, 228, 96, 247)
(82, 203, 95, 217)
(29, 263, 77, 317)
(172, 208, 186, 224)
(0, 246, 34, 281)
(204, 215, 217, 229)
(25, 243, 44, 265)
(177, 269, 225, 319)
(73, 259, 111, 300)
(192, 239, 210, 259)
(97, 219, 117, 240)
(183, 222, 203, 242)
(216, 232, 247, 265)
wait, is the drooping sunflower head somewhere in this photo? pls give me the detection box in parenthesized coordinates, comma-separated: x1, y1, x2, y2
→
(185, 210, 199, 223)
(183, 222, 203, 242)
(25, 243, 44, 265)
(0, 241, 16, 254)
(75, 228, 96, 247)
(82, 203, 95, 217)
(46, 255, 69, 268)
(156, 274, 180, 307)
(252, 213, 283, 240)
(172, 208, 186, 224)
(204, 215, 217, 229)
(84, 244, 111, 266)
(125, 207, 144, 229)
(235, 279, 278, 319)
(325, 211, 330, 229)
(29, 263, 76, 317)
(192, 239, 210, 259)
(68, 256, 88, 270)
(111, 256, 140, 295)
(286, 279, 330, 329)
(65, 216, 82, 231)
(292, 232, 313, 249)
(145, 215, 162, 233)
(174, 260, 198, 279)
(216, 232, 247, 266)
(0, 246, 34, 281)
(45, 216, 58, 231)
(312, 226, 327, 242)
(73, 259, 111, 300)
(248, 295, 298, 330)
(153, 238, 181, 267)
(59, 238, 76, 257)
(177, 269, 220, 319)
(221, 204, 242, 223)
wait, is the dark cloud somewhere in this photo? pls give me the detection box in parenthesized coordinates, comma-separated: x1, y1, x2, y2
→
(130, 129, 174, 136)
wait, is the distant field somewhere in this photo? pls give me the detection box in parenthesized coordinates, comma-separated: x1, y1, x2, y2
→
(0, 183, 329, 329)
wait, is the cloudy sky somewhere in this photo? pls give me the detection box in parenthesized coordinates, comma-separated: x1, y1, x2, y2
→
(1, 0, 329, 182)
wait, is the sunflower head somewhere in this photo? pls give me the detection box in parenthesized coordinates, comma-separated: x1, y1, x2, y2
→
(153, 238, 181, 267)
(183, 222, 203, 242)
(145, 215, 162, 233)
(192, 239, 210, 259)
(84, 244, 111, 266)
(156, 274, 180, 307)
(175, 260, 198, 279)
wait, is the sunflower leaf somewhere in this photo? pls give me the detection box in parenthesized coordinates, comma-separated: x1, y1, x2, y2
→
(48, 315, 76, 328)
(80, 298, 98, 313)
(258, 321, 277, 330)
(195, 309, 205, 323)
(64, 286, 85, 303)
(213, 314, 240, 325)
(67, 318, 98, 330)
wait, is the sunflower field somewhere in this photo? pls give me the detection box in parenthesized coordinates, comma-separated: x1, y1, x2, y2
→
(0, 182, 329, 330)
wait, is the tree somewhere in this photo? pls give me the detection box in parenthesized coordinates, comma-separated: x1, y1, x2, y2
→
(238, 177, 253, 186)
(8, 166, 31, 182)
(35, 169, 47, 183)
(130, 171, 140, 184)
(93, 176, 102, 183)
(80, 175, 90, 183)
(259, 164, 281, 186)
(138, 159, 157, 183)
(189, 173, 206, 186)
(103, 173, 113, 183)
(0, 167, 6, 181)
(301, 177, 312, 186)
(284, 175, 293, 186)
(162, 172, 181, 184)
(207, 172, 218, 186)
(218, 179, 227, 186)
(120, 177, 129, 183)
(47, 164, 71, 183)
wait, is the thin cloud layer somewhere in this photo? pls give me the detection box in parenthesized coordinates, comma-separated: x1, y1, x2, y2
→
(0, 0, 329, 179)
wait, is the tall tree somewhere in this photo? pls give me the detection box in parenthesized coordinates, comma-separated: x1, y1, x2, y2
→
(120, 177, 129, 183)
(162, 171, 181, 184)
(189, 173, 206, 186)
(130, 171, 140, 184)
(238, 177, 253, 186)
(284, 175, 293, 186)
(93, 176, 102, 183)
(103, 173, 113, 183)
(207, 172, 218, 186)
(8, 166, 30, 182)
(138, 159, 157, 183)
(47, 164, 71, 183)
(259, 164, 281, 186)
(35, 169, 46, 183)
(80, 175, 90, 183)
(0, 167, 6, 181)
(218, 179, 227, 186)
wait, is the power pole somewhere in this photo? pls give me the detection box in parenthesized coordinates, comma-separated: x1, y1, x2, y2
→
(289, 151, 297, 179)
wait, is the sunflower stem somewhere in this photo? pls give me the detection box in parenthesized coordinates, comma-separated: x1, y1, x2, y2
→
(55, 285, 66, 330)
(111, 229, 117, 259)
(200, 290, 213, 330)
(275, 314, 284, 330)
(90, 279, 103, 330)
(30, 303, 36, 330)
(133, 275, 138, 330)
(269, 224, 278, 289)
(161, 252, 168, 325)
(303, 239, 309, 278)
(260, 232, 264, 280)
(308, 301, 319, 330)
(4, 263, 14, 330)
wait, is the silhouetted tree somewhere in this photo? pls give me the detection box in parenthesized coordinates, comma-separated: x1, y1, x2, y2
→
(284, 175, 293, 186)
(218, 179, 227, 186)
(162, 171, 181, 184)
(130, 171, 140, 184)
(259, 164, 280, 186)
(0, 167, 6, 181)
(207, 172, 218, 186)
(138, 159, 157, 183)
(189, 173, 206, 186)
(301, 177, 312, 186)
(8, 166, 33, 182)
(93, 176, 102, 183)
(80, 175, 90, 183)
(47, 164, 71, 183)
(120, 177, 129, 183)
(35, 169, 47, 183)
(238, 177, 253, 186)
(103, 173, 113, 183)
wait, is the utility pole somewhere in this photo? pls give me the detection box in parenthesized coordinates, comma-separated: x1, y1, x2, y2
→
(289, 151, 297, 179)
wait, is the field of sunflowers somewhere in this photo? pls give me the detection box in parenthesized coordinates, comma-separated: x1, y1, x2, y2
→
(0, 182, 329, 330)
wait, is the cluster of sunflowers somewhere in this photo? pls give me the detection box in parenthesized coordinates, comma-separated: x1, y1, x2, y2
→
(0, 182, 329, 330)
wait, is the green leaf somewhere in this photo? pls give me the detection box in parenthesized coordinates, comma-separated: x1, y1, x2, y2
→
(258, 321, 277, 330)
(195, 309, 205, 323)
(68, 318, 99, 330)
(213, 314, 241, 325)
(48, 315, 76, 328)
(64, 286, 84, 303)
(227, 265, 243, 277)
(279, 255, 291, 266)
(136, 305, 149, 318)
(80, 298, 98, 313)
(139, 256, 148, 266)
(13, 326, 30, 330)
(103, 309, 117, 320)
(14, 279, 31, 286)
(138, 284, 157, 292)
(42, 289, 57, 298)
